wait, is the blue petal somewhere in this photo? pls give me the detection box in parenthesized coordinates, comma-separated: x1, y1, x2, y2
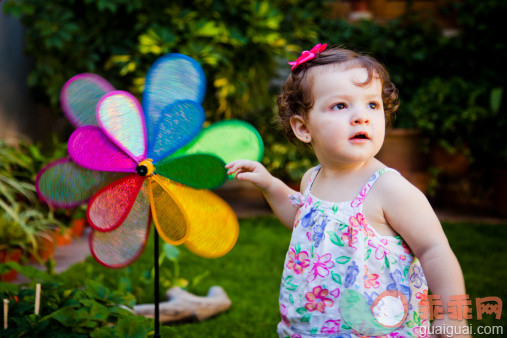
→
(148, 100, 205, 163)
(143, 53, 206, 152)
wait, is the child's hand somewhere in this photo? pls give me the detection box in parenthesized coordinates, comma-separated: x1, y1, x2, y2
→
(225, 160, 274, 192)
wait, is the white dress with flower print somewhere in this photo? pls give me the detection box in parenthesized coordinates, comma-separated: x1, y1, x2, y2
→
(278, 165, 429, 338)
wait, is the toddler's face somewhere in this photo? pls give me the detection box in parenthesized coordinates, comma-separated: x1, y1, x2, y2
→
(301, 65, 385, 167)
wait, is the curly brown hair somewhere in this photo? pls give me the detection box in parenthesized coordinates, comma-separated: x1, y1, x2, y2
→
(277, 46, 399, 145)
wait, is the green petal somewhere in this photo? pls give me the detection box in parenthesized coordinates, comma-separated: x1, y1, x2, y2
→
(170, 120, 264, 168)
(155, 154, 226, 189)
(36, 158, 125, 208)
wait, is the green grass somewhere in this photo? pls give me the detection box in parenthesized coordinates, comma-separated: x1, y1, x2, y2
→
(60, 216, 507, 337)
(443, 222, 507, 333)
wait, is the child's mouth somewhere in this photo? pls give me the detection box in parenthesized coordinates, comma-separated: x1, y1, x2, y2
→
(349, 132, 370, 140)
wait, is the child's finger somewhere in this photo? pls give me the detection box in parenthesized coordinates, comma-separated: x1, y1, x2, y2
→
(233, 168, 244, 178)
(236, 171, 257, 182)
(226, 160, 257, 175)
(225, 159, 248, 168)
(226, 164, 242, 175)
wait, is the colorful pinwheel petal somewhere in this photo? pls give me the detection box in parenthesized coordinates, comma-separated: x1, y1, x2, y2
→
(68, 126, 138, 172)
(36, 53, 263, 268)
(60, 73, 115, 128)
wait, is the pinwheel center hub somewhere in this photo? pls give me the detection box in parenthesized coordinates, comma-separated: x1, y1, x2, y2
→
(136, 159, 155, 177)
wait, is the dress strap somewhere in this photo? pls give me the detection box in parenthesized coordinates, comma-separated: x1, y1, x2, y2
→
(288, 165, 321, 208)
(350, 167, 399, 208)
(303, 164, 321, 197)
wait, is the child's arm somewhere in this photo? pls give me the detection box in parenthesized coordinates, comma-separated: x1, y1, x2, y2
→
(225, 160, 302, 229)
(380, 174, 470, 337)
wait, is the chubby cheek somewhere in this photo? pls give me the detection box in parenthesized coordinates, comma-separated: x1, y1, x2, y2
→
(315, 115, 349, 135)
(374, 119, 386, 151)
(318, 124, 348, 144)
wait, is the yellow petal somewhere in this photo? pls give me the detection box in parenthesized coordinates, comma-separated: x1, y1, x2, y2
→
(153, 175, 238, 258)
(148, 176, 189, 245)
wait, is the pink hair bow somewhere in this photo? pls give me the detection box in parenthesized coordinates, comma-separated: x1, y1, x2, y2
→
(288, 43, 327, 71)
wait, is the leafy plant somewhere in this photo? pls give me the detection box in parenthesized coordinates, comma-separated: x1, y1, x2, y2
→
(0, 141, 64, 254)
(3, 0, 328, 183)
(263, 134, 317, 184)
(0, 208, 60, 254)
(0, 264, 158, 337)
(406, 77, 490, 157)
(0, 213, 29, 251)
(3, 0, 325, 122)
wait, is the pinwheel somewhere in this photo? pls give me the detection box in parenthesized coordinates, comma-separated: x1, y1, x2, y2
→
(36, 53, 263, 269)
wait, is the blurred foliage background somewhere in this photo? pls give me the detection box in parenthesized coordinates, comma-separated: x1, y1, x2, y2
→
(3, 0, 506, 187)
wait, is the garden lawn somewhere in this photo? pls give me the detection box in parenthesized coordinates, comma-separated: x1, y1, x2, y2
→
(60, 216, 507, 337)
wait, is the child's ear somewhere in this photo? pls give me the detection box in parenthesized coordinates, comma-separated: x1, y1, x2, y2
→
(290, 115, 312, 143)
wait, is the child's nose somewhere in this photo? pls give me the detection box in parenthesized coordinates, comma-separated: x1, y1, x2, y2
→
(351, 108, 370, 125)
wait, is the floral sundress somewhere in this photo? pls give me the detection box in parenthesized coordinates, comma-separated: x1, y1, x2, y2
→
(278, 165, 429, 337)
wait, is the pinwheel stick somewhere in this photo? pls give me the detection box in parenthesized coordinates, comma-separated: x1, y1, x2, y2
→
(154, 228, 161, 337)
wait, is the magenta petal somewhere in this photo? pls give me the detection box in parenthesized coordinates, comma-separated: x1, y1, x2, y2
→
(68, 126, 138, 172)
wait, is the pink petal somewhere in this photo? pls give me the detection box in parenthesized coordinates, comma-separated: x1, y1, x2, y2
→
(68, 126, 138, 172)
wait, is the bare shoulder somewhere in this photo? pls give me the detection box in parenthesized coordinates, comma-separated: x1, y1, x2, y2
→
(375, 170, 428, 207)
(300, 166, 318, 192)
(373, 169, 446, 257)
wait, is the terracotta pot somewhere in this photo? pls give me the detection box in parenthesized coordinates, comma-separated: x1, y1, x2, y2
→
(376, 129, 430, 193)
(70, 218, 86, 237)
(377, 129, 428, 172)
(55, 227, 73, 246)
(349, 0, 369, 12)
(430, 145, 470, 176)
(0, 248, 23, 282)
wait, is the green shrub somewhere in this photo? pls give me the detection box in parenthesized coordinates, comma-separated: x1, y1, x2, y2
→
(0, 140, 65, 254)
(4, 0, 329, 183)
(319, 14, 450, 127)
(406, 77, 490, 157)
(3, 0, 324, 123)
(0, 266, 160, 337)
(6, 0, 507, 178)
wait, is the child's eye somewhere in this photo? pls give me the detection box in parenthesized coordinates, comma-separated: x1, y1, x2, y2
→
(332, 103, 347, 110)
(368, 102, 380, 109)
